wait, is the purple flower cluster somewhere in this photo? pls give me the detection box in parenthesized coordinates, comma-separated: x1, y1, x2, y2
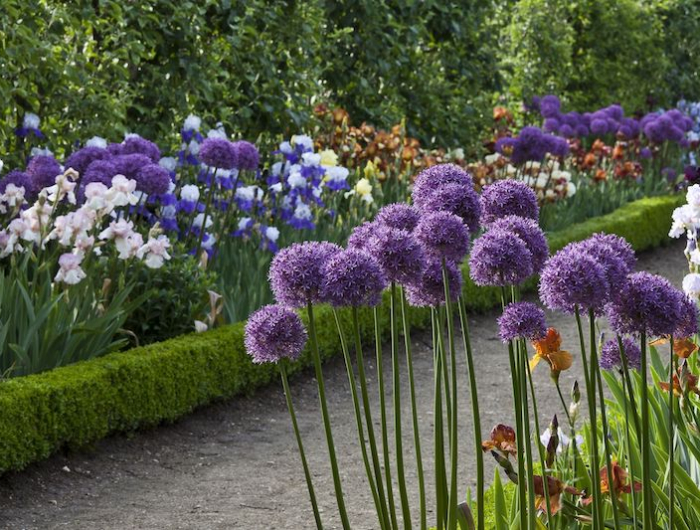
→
(539, 246, 609, 314)
(469, 230, 533, 287)
(26, 156, 62, 190)
(489, 216, 548, 273)
(534, 94, 692, 144)
(405, 258, 463, 307)
(364, 225, 426, 285)
(480, 179, 539, 225)
(606, 272, 685, 337)
(375, 203, 421, 233)
(599, 337, 641, 371)
(412, 164, 473, 207)
(675, 295, 699, 339)
(498, 302, 547, 342)
(199, 138, 238, 170)
(320, 249, 388, 307)
(495, 127, 569, 164)
(414, 211, 471, 263)
(269, 242, 342, 308)
(0, 170, 34, 199)
(244, 305, 307, 364)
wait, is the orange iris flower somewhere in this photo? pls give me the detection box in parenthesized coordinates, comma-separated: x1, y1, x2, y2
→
(582, 462, 641, 506)
(481, 424, 517, 457)
(534, 475, 583, 515)
(530, 328, 573, 374)
(659, 371, 700, 397)
(650, 337, 698, 359)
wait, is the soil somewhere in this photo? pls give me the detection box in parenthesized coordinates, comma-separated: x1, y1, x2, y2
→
(0, 240, 687, 530)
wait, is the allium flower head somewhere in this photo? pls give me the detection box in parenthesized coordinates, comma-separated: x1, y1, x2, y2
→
(136, 163, 171, 195)
(675, 296, 699, 339)
(375, 203, 421, 233)
(412, 164, 473, 207)
(563, 236, 633, 299)
(539, 247, 610, 314)
(199, 138, 238, 169)
(539, 95, 561, 118)
(414, 211, 471, 262)
(269, 241, 342, 308)
(498, 302, 547, 342)
(606, 272, 684, 337)
(320, 249, 388, 307)
(113, 154, 152, 180)
(415, 182, 481, 234)
(63, 146, 111, 176)
(27, 156, 62, 191)
(244, 305, 307, 364)
(347, 221, 376, 251)
(365, 225, 426, 285)
(121, 136, 161, 163)
(600, 337, 641, 371)
(469, 229, 533, 287)
(480, 179, 539, 225)
(406, 257, 462, 307)
(490, 215, 548, 273)
(233, 141, 260, 171)
(83, 160, 118, 188)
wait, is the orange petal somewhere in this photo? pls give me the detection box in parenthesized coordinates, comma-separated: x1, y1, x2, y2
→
(548, 349, 573, 372)
(529, 354, 542, 372)
(674, 338, 698, 359)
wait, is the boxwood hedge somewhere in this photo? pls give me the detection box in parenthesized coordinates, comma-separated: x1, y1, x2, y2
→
(0, 195, 682, 474)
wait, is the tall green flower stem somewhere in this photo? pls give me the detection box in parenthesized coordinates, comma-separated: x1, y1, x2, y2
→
(594, 357, 621, 530)
(390, 284, 412, 528)
(433, 308, 448, 530)
(400, 288, 427, 530)
(502, 288, 526, 530)
(457, 297, 483, 530)
(279, 363, 324, 530)
(517, 340, 537, 529)
(574, 306, 602, 530)
(332, 309, 390, 530)
(617, 335, 640, 527)
(668, 337, 675, 529)
(440, 264, 459, 530)
(523, 342, 553, 529)
(639, 332, 654, 530)
(306, 302, 351, 530)
(374, 307, 400, 530)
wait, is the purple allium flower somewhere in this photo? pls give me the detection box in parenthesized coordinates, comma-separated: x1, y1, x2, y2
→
(121, 136, 161, 162)
(674, 296, 699, 339)
(543, 118, 560, 133)
(539, 247, 609, 314)
(199, 138, 238, 169)
(509, 127, 549, 164)
(320, 249, 388, 307)
(415, 211, 471, 263)
(375, 203, 421, 233)
(406, 257, 462, 307)
(559, 124, 574, 138)
(469, 229, 533, 287)
(135, 163, 171, 195)
(347, 221, 377, 251)
(83, 160, 118, 187)
(495, 137, 517, 156)
(480, 179, 539, 225)
(544, 135, 571, 158)
(583, 233, 636, 271)
(244, 305, 307, 364)
(107, 143, 124, 156)
(26, 155, 61, 190)
(365, 225, 426, 285)
(412, 164, 473, 207)
(489, 215, 548, 273)
(0, 170, 34, 197)
(562, 242, 631, 300)
(414, 183, 481, 234)
(575, 124, 590, 137)
(269, 241, 342, 308)
(606, 272, 684, 337)
(640, 147, 652, 159)
(233, 141, 260, 171)
(599, 337, 641, 371)
(113, 154, 151, 180)
(539, 95, 561, 118)
(498, 302, 547, 342)
(63, 146, 111, 176)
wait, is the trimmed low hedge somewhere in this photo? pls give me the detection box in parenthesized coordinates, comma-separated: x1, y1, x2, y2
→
(0, 194, 683, 474)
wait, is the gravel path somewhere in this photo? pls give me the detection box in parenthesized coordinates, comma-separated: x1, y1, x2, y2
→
(0, 240, 687, 530)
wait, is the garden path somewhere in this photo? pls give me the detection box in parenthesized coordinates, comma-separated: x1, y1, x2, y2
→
(0, 240, 687, 530)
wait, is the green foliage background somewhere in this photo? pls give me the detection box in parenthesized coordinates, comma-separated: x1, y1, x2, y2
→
(2, 0, 700, 157)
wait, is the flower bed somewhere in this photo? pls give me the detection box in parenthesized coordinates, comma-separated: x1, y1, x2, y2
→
(0, 194, 681, 475)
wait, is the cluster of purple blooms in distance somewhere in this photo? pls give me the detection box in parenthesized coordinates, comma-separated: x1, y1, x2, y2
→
(532, 94, 694, 145)
(599, 337, 642, 371)
(495, 126, 570, 165)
